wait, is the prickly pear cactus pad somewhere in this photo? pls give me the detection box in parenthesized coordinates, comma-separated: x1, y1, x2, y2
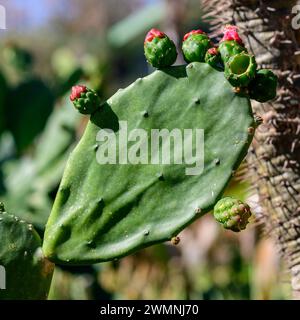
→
(43, 61, 255, 264)
(0, 207, 54, 299)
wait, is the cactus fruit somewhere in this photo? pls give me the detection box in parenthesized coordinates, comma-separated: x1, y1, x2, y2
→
(43, 61, 255, 264)
(248, 69, 278, 103)
(224, 52, 257, 87)
(205, 47, 223, 71)
(213, 197, 252, 232)
(218, 25, 258, 88)
(70, 85, 101, 115)
(144, 28, 177, 68)
(0, 205, 54, 299)
(218, 25, 247, 65)
(218, 41, 247, 65)
(182, 30, 213, 63)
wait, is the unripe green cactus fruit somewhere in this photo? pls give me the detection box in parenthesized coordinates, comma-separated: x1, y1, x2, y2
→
(248, 69, 278, 102)
(218, 25, 257, 88)
(0, 206, 54, 299)
(70, 85, 101, 115)
(218, 40, 247, 64)
(182, 30, 213, 63)
(218, 25, 246, 64)
(205, 47, 223, 71)
(144, 28, 177, 68)
(224, 52, 257, 87)
(214, 197, 252, 232)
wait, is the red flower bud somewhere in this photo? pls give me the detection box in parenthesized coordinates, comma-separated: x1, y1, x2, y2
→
(221, 25, 243, 45)
(183, 29, 205, 41)
(145, 28, 165, 43)
(70, 85, 87, 101)
(207, 47, 218, 55)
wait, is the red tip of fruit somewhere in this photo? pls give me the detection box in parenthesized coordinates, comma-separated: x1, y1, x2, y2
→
(70, 85, 87, 101)
(145, 28, 165, 43)
(221, 25, 243, 45)
(208, 47, 218, 55)
(183, 29, 205, 41)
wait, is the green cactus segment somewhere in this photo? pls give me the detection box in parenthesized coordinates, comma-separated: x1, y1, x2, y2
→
(0, 210, 54, 299)
(205, 48, 224, 71)
(43, 62, 254, 264)
(214, 197, 252, 232)
(7, 78, 55, 153)
(70, 85, 101, 115)
(224, 53, 257, 87)
(218, 40, 247, 65)
(1, 96, 82, 229)
(182, 34, 212, 63)
(249, 69, 278, 103)
(144, 30, 177, 68)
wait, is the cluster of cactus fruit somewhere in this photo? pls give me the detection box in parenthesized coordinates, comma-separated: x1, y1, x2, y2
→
(144, 25, 277, 103)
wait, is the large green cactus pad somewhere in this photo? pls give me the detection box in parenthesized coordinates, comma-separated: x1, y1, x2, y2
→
(43, 62, 254, 264)
(0, 212, 54, 299)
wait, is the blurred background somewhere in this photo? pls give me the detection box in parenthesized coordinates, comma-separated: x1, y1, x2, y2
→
(0, 0, 291, 299)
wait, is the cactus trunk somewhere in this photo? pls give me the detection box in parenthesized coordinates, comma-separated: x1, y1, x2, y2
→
(202, 0, 300, 297)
